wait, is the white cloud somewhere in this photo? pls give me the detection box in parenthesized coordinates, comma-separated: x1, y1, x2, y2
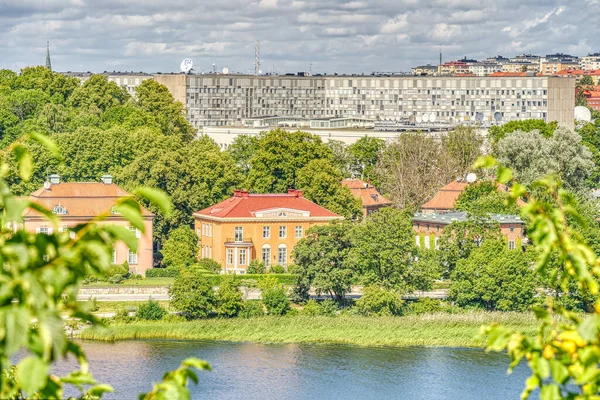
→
(258, 0, 278, 9)
(380, 14, 408, 34)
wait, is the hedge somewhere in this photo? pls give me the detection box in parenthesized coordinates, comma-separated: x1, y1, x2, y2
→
(145, 268, 180, 278)
(201, 274, 297, 287)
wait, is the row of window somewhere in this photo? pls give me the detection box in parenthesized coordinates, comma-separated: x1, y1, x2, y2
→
(201, 246, 213, 259)
(225, 245, 288, 267)
(415, 235, 517, 250)
(201, 223, 213, 237)
(112, 248, 138, 265)
(234, 225, 303, 241)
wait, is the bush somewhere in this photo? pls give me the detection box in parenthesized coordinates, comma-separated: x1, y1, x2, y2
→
(262, 288, 290, 316)
(355, 286, 404, 316)
(161, 226, 198, 268)
(129, 274, 143, 280)
(247, 259, 266, 274)
(319, 299, 339, 316)
(216, 275, 244, 317)
(302, 299, 321, 316)
(108, 274, 125, 284)
(111, 308, 133, 324)
(196, 258, 221, 274)
(169, 271, 217, 319)
(106, 263, 128, 277)
(302, 299, 338, 316)
(239, 301, 265, 318)
(270, 265, 285, 274)
(162, 314, 186, 323)
(137, 299, 167, 321)
(146, 268, 180, 278)
(286, 264, 298, 274)
(404, 298, 447, 315)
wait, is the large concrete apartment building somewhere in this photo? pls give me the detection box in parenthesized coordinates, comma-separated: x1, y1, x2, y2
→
(155, 74, 575, 132)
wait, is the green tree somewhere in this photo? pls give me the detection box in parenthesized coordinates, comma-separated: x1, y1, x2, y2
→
(259, 276, 290, 315)
(441, 126, 484, 177)
(161, 225, 198, 268)
(137, 299, 167, 320)
(296, 159, 362, 219)
(227, 134, 258, 175)
(326, 139, 352, 177)
(349, 208, 428, 290)
(355, 286, 404, 316)
(169, 271, 217, 319)
(68, 74, 130, 112)
(216, 275, 244, 317)
(348, 136, 385, 182)
(246, 129, 333, 193)
(454, 180, 519, 214)
(488, 119, 558, 143)
(292, 222, 354, 302)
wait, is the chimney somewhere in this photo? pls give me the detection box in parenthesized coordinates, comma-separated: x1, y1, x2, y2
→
(233, 190, 249, 197)
(48, 174, 61, 185)
(101, 174, 113, 185)
(288, 189, 303, 197)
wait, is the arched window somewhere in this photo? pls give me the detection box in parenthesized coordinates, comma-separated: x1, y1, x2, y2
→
(52, 204, 67, 215)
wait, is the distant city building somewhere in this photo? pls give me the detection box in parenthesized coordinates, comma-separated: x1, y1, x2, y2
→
(341, 178, 392, 218)
(58, 71, 152, 97)
(580, 85, 600, 111)
(22, 175, 155, 274)
(412, 211, 526, 250)
(501, 62, 539, 73)
(486, 55, 510, 64)
(510, 54, 541, 63)
(193, 189, 342, 273)
(468, 62, 502, 77)
(580, 53, 600, 71)
(156, 74, 576, 133)
(439, 61, 470, 75)
(411, 64, 438, 76)
(554, 69, 600, 85)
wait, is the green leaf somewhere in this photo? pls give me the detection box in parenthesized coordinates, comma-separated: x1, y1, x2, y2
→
(473, 155, 497, 169)
(29, 132, 61, 159)
(14, 144, 33, 181)
(549, 359, 569, 384)
(485, 325, 512, 351)
(540, 384, 561, 400)
(497, 165, 513, 184)
(16, 356, 49, 395)
(115, 198, 144, 231)
(134, 187, 173, 217)
(88, 384, 114, 397)
(181, 358, 211, 371)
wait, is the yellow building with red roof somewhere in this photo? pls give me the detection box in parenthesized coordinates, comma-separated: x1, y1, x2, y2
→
(23, 174, 155, 274)
(193, 189, 342, 273)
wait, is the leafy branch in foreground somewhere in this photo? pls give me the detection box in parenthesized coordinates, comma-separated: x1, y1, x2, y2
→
(0, 134, 208, 398)
(476, 155, 600, 399)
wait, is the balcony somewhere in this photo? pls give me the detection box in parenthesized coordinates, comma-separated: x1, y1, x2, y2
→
(225, 238, 254, 246)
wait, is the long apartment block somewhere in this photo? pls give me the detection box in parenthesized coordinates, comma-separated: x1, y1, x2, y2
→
(154, 74, 575, 131)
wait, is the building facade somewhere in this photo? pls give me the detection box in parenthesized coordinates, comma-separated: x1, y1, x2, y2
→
(157, 74, 576, 131)
(341, 178, 392, 218)
(412, 211, 526, 250)
(580, 54, 600, 71)
(193, 189, 342, 273)
(22, 175, 155, 274)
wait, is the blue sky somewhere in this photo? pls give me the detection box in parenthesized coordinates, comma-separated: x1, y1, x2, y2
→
(1, 0, 598, 74)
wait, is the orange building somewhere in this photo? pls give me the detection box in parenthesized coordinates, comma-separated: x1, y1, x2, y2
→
(341, 178, 392, 218)
(22, 174, 155, 274)
(193, 189, 342, 273)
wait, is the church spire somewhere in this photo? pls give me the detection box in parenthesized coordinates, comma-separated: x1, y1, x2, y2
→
(45, 41, 52, 71)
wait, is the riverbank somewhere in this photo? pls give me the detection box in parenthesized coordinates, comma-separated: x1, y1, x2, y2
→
(80, 312, 537, 348)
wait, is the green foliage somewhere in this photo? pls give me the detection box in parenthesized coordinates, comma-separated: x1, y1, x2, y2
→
(247, 259, 266, 274)
(246, 129, 333, 193)
(302, 299, 339, 316)
(326, 139, 352, 177)
(355, 286, 404, 316)
(137, 300, 167, 321)
(239, 301, 265, 318)
(296, 159, 362, 219)
(161, 225, 198, 268)
(169, 271, 217, 319)
(441, 126, 484, 177)
(292, 222, 354, 302)
(348, 136, 385, 182)
(454, 180, 519, 214)
(216, 275, 244, 317)
(145, 267, 180, 278)
(227, 134, 258, 174)
(195, 258, 221, 274)
(270, 264, 285, 274)
(404, 298, 449, 315)
(138, 358, 211, 400)
(488, 119, 558, 143)
(259, 277, 290, 315)
(286, 264, 298, 274)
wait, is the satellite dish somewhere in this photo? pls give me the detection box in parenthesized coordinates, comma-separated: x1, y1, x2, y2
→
(429, 112, 437, 122)
(422, 113, 429, 122)
(43, 181, 51, 190)
(574, 106, 592, 122)
(466, 173, 477, 183)
(222, 67, 229, 74)
(494, 112, 502, 122)
(180, 58, 193, 73)
(475, 112, 484, 122)
(416, 115, 422, 123)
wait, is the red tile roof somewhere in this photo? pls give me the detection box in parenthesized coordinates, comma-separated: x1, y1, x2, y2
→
(193, 189, 342, 219)
(341, 178, 392, 208)
(24, 182, 154, 218)
(421, 181, 525, 212)
(554, 69, 600, 76)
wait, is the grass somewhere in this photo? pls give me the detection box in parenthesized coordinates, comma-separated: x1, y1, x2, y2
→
(432, 280, 451, 290)
(78, 300, 170, 314)
(80, 311, 538, 348)
(83, 277, 175, 287)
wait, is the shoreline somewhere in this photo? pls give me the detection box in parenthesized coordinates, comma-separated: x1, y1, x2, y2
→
(79, 312, 538, 349)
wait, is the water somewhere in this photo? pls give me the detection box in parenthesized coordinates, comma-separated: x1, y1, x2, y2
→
(53, 340, 534, 399)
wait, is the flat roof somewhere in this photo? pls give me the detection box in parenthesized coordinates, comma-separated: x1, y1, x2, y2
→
(412, 211, 523, 225)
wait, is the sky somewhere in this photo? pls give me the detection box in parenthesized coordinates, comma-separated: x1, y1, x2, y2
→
(1, 0, 599, 74)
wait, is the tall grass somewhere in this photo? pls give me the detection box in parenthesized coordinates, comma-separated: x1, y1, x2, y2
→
(80, 311, 538, 348)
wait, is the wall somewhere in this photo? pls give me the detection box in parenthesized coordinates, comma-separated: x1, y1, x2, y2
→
(154, 74, 187, 107)
(547, 77, 576, 131)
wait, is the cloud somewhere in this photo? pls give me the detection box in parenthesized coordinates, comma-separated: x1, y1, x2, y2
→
(0, 0, 597, 74)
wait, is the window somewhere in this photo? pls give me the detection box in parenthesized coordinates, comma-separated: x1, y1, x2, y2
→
(234, 226, 243, 242)
(295, 226, 303, 239)
(262, 245, 271, 266)
(227, 249, 234, 265)
(424, 236, 430, 249)
(52, 204, 67, 215)
(279, 226, 287, 238)
(37, 226, 51, 235)
(128, 249, 138, 264)
(129, 226, 141, 238)
(263, 226, 270, 239)
(239, 249, 247, 265)
(434, 237, 440, 250)
(510, 226, 515, 232)
(112, 248, 117, 264)
(208, 224, 212, 237)
(508, 240, 516, 250)
(415, 235, 420, 247)
(278, 245, 287, 266)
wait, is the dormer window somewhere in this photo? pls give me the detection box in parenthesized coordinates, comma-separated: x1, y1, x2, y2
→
(278, 212, 288, 217)
(52, 204, 67, 215)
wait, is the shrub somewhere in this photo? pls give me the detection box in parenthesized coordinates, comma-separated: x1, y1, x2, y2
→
(161, 226, 198, 268)
(162, 314, 186, 323)
(405, 298, 446, 315)
(262, 287, 290, 316)
(86, 296, 99, 312)
(216, 275, 244, 317)
(301, 299, 321, 316)
(239, 301, 265, 318)
(106, 263, 128, 277)
(302, 299, 338, 316)
(137, 300, 167, 321)
(169, 271, 216, 319)
(108, 274, 125, 284)
(146, 268, 180, 278)
(286, 264, 298, 274)
(355, 286, 404, 316)
(319, 299, 339, 316)
(196, 258, 221, 274)
(247, 259, 266, 274)
(129, 274, 143, 280)
(111, 308, 133, 324)
(270, 265, 285, 274)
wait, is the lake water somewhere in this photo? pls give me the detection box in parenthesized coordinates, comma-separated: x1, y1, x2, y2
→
(54, 340, 534, 399)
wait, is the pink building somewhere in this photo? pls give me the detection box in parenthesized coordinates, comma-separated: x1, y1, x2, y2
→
(22, 174, 154, 275)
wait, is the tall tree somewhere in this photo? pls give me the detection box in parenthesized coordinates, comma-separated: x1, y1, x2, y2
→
(454, 181, 519, 215)
(441, 126, 484, 177)
(227, 134, 258, 175)
(68, 74, 130, 112)
(487, 119, 558, 143)
(348, 136, 385, 182)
